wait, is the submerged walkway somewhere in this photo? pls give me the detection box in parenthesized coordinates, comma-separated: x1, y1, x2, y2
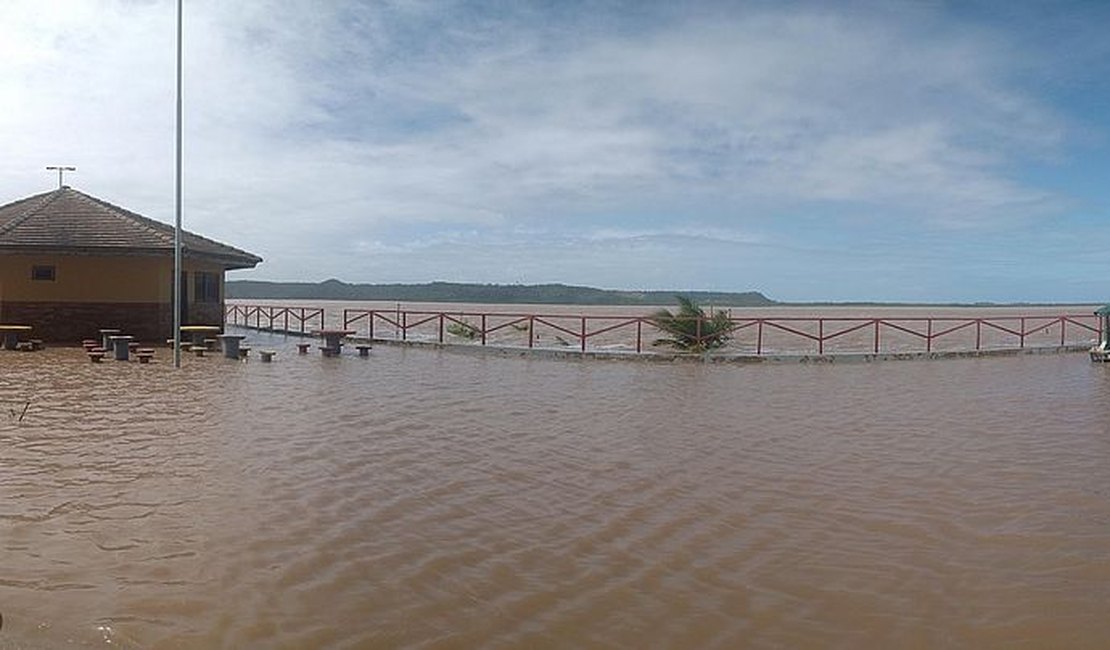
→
(225, 304, 1100, 363)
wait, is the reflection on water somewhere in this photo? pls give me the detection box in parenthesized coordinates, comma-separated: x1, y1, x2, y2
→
(2, 331, 1110, 648)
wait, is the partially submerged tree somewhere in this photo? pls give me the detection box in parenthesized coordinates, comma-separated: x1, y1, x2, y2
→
(447, 319, 481, 340)
(650, 296, 733, 352)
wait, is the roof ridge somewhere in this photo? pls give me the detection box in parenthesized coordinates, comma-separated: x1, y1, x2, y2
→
(71, 189, 179, 247)
(0, 186, 262, 269)
(0, 189, 64, 236)
(71, 188, 262, 260)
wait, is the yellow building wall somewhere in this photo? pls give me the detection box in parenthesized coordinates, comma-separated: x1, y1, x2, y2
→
(0, 254, 224, 304)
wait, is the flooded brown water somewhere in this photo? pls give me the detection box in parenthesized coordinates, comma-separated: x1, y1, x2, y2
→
(3, 329, 1110, 648)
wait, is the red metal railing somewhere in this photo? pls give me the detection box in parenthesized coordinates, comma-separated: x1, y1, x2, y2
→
(330, 308, 1101, 356)
(224, 304, 1100, 356)
(225, 304, 325, 334)
(341, 309, 660, 352)
(726, 315, 1100, 355)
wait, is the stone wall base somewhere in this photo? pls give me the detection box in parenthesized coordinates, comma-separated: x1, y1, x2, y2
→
(0, 301, 224, 343)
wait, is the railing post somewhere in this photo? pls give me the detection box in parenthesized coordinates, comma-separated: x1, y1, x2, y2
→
(926, 319, 932, 352)
(1060, 317, 1065, 346)
(1020, 317, 1026, 348)
(757, 320, 763, 356)
(976, 320, 981, 350)
(402, 311, 407, 341)
(439, 314, 445, 344)
(636, 319, 641, 353)
(581, 316, 587, 352)
(696, 316, 702, 348)
(529, 316, 535, 349)
(369, 312, 375, 340)
(873, 319, 879, 354)
(818, 319, 824, 355)
(481, 314, 487, 345)
(283, 309, 289, 333)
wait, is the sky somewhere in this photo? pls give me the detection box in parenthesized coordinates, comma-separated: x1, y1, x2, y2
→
(3, 0, 1110, 302)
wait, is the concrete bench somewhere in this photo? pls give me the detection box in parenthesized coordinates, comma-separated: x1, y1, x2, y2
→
(356, 344, 372, 357)
(191, 345, 207, 357)
(15, 341, 34, 352)
(296, 342, 311, 354)
(260, 350, 276, 363)
(238, 346, 251, 359)
(88, 348, 106, 363)
(319, 346, 339, 358)
(29, 339, 44, 351)
(136, 348, 155, 364)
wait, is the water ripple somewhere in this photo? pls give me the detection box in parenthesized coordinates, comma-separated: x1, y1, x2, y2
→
(2, 342, 1110, 647)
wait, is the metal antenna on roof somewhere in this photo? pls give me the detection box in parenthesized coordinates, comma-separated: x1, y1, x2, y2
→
(45, 165, 76, 189)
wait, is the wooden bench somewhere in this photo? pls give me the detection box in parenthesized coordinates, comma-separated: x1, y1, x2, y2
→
(356, 344, 372, 357)
(88, 348, 106, 363)
(239, 346, 251, 359)
(136, 348, 155, 364)
(296, 342, 311, 354)
(260, 350, 276, 363)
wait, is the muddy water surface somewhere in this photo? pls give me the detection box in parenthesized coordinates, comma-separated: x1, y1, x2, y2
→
(2, 331, 1110, 648)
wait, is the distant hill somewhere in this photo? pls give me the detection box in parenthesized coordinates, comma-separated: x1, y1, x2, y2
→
(226, 279, 777, 307)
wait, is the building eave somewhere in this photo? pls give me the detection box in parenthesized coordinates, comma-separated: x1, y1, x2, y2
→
(0, 244, 262, 270)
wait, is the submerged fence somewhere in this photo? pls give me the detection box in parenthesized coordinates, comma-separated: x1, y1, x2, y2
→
(225, 304, 1102, 357)
(225, 304, 325, 334)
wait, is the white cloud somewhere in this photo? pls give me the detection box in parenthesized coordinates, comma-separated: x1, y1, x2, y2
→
(0, 1, 1081, 296)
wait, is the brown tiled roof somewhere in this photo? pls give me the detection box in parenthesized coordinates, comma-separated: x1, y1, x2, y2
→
(0, 187, 262, 269)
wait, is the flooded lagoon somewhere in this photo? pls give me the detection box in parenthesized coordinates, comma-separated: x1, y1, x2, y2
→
(2, 329, 1110, 648)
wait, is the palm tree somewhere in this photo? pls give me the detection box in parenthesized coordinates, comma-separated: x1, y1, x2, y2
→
(650, 296, 733, 352)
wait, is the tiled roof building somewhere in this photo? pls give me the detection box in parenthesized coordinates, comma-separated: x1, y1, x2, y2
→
(0, 187, 262, 341)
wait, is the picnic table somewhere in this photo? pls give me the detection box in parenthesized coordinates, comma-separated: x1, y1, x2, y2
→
(108, 335, 134, 361)
(0, 325, 32, 351)
(180, 325, 221, 346)
(312, 329, 355, 356)
(98, 328, 121, 351)
(217, 333, 247, 360)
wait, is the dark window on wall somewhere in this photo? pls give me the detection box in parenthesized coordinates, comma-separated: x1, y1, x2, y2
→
(31, 265, 56, 281)
(194, 271, 221, 303)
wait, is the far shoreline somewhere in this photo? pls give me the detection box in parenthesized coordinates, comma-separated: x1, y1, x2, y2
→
(226, 279, 1103, 310)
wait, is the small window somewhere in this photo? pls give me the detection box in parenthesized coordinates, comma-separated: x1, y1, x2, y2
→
(194, 271, 221, 303)
(31, 265, 55, 281)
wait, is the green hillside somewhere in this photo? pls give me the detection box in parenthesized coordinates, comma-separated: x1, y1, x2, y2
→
(227, 279, 777, 307)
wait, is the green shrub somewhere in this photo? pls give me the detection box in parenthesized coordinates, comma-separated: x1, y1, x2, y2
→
(447, 319, 481, 340)
(650, 296, 733, 352)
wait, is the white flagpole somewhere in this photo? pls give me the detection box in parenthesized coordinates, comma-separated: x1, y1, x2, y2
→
(173, 0, 183, 368)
